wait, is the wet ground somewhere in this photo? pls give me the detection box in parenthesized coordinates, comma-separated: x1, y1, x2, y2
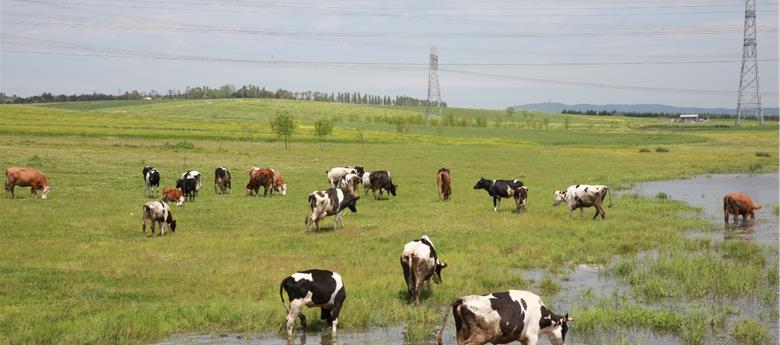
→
(159, 173, 779, 345)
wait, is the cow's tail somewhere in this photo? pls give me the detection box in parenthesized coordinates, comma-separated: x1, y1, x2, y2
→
(606, 187, 613, 208)
(279, 279, 290, 313)
(437, 299, 461, 345)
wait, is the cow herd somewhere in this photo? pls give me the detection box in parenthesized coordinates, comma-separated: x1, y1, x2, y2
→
(3, 164, 767, 345)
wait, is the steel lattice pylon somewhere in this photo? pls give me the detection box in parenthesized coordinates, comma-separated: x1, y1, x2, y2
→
(736, 0, 763, 125)
(425, 46, 442, 125)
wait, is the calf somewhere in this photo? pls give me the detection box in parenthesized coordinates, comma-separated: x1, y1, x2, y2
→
(369, 170, 397, 200)
(473, 178, 527, 212)
(326, 166, 362, 188)
(214, 166, 231, 194)
(438, 290, 572, 345)
(553, 184, 612, 219)
(437, 168, 452, 201)
(4, 167, 50, 199)
(142, 201, 176, 236)
(176, 178, 198, 201)
(280, 269, 346, 336)
(143, 166, 160, 197)
(401, 235, 448, 306)
(161, 187, 185, 207)
(723, 192, 761, 225)
(271, 169, 288, 196)
(305, 188, 359, 231)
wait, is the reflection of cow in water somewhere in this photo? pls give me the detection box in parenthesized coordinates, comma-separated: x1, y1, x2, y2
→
(723, 192, 761, 225)
(5, 167, 50, 199)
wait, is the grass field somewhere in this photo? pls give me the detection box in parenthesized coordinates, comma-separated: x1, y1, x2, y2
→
(0, 99, 777, 344)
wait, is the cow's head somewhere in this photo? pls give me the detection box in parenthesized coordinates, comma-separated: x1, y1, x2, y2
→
(388, 183, 398, 196)
(166, 213, 177, 233)
(353, 165, 365, 176)
(176, 179, 184, 189)
(433, 261, 448, 284)
(548, 313, 574, 345)
(473, 178, 491, 190)
(275, 184, 288, 196)
(341, 195, 360, 213)
(752, 204, 763, 214)
(41, 186, 50, 199)
(553, 190, 566, 206)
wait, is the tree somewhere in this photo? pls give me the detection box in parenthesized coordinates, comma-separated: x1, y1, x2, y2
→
(270, 111, 296, 149)
(505, 106, 515, 122)
(313, 118, 334, 150)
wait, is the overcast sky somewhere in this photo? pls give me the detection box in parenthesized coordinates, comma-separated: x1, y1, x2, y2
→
(1, 0, 778, 109)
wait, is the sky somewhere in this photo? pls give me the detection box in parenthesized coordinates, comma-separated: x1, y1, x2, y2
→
(1, 0, 778, 109)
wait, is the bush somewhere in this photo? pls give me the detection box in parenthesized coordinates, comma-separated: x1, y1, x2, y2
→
(656, 192, 669, 199)
(164, 141, 195, 149)
(755, 151, 770, 158)
(748, 163, 763, 172)
(655, 147, 670, 153)
(639, 148, 651, 153)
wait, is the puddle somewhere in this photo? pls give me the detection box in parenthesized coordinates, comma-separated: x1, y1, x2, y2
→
(161, 173, 779, 345)
(627, 173, 779, 244)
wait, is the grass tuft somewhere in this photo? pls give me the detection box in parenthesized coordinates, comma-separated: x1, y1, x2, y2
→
(732, 319, 770, 345)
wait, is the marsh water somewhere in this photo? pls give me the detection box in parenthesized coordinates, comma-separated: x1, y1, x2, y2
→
(160, 173, 779, 345)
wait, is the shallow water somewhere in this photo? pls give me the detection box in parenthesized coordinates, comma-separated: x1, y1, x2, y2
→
(161, 173, 779, 345)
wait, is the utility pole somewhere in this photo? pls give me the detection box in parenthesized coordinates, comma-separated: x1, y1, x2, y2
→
(425, 46, 442, 125)
(736, 0, 763, 125)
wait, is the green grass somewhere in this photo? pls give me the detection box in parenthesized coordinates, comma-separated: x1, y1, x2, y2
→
(733, 319, 771, 345)
(0, 99, 778, 344)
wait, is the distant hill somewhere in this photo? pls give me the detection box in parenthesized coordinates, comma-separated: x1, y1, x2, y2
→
(512, 102, 780, 116)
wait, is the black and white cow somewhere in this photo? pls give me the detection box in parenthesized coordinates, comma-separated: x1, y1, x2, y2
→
(142, 201, 176, 236)
(473, 178, 528, 212)
(181, 171, 202, 196)
(326, 166, 361, 188)
(553, 184, 612, 219)
(401, 235, 448, 306)
(437, 290, 572, 345)
(279, 269, 346, 336)
(176, 178, 198, 202)
(337, 172, 361, 196)
(142, 166, 160, 198)
(368, 170, 397, 200)
(305, 188, 360, 230)
(214, 166, 231, 194)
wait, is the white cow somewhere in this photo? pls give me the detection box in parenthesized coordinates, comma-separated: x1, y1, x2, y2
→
(553, 184, 612, 219)
(401, 235, 447, 305)
(326, 167, 358, 188)
(437, 290, 573, 345)
(142, 201, 176, 236)
(361, 172, 372, 195)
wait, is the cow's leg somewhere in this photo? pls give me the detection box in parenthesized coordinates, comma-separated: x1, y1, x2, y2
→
(158, 220, 165, 236)
(414, 269, 424, 306)
(330, 288, 346, 336)
(336, 212, 344, 228)
(493, 197, 498, 212)
(579, 207, 585, 219)
(524, 333, 539, 345)
(142, 218, 147, 235)
(286, 298, 305, 336)
(401, 257, 413, 297)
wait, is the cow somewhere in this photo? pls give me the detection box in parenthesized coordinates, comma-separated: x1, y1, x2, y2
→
(326, 166, 363, 188)
(279, 269, 346, 336)
(473, 178, 527, 212)
(161, 187, 185, 207)
(142, 201, 176, 236)
(247, 168, 274, 196)
(437, 168, 452, 201)
(142, 166, 160, 197)
(723, 192, 761, 225)
(553, 184, 612, 219)
(401, 235, 448, 306)
(368, 171, 397, 200)
(437, 290, 573, 345)
(214, 166, 231, 194)
(305, 188, 360, 231)
(271, 169, 288, 196)
(337, 172, 361, 197)
(361, 172, 372, 195)
(4, 167, 50, 199)
(181, 171, 202, 196)
(176, 178, 198, 202)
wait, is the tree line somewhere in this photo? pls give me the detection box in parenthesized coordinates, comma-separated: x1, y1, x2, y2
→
(0, 84, 446, 107)
(561, 109, 778, 120)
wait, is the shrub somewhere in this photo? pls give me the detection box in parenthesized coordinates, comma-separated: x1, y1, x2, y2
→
(754, 151, 770, 158)
(164, 141, 195, 149)
(655, 147, 670, 153)
(639, 148, 651, 153)
(732, 319, 770, 345)
(655, 192, 669, 199)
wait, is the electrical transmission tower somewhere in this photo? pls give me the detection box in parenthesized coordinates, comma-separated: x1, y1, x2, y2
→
(425, 46, 442, 125)
(736, 0, 763, 125)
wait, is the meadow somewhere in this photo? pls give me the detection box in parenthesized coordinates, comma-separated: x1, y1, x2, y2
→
(0, 99, 778, 344)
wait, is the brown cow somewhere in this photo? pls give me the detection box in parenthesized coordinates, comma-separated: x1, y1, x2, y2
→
(271, 169, 288, 196)
(162, 187, 185, 207)
(437, 168, 451, 201)
(723, 192, 761, 225)
(247, 168, 276, 197)
(5, 167, 50, 199)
